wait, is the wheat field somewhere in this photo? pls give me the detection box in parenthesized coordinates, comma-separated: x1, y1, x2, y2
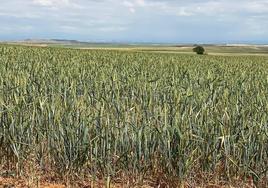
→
(0, 45, 267, 187)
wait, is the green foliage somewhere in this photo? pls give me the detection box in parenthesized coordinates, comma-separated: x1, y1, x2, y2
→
(0, 45, 267, 184)
(193, 45, 205, 54)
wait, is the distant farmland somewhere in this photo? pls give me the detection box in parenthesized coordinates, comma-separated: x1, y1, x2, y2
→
(4, 40, 268, 55)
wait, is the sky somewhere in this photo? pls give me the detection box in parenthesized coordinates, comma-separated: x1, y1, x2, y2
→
(0, 0, 268, 43)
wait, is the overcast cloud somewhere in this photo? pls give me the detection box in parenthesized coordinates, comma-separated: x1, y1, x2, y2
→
(0, 0, 268, 43)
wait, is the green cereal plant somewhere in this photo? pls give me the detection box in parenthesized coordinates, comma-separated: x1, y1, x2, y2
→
(0, 45, 267, 185)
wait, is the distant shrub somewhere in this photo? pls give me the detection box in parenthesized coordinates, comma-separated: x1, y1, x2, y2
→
(193, 45, 205, 55)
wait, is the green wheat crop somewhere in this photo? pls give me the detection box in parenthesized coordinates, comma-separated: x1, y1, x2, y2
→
(0, 45, 267, 185)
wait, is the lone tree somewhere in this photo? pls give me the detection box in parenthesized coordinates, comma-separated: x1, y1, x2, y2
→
(193, 45, 205, 55)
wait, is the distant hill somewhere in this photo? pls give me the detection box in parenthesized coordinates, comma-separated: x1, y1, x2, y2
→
(23, 39, 90, 45)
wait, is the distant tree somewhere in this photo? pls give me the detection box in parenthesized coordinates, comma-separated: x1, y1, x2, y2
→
(193, 45, 205, 55)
